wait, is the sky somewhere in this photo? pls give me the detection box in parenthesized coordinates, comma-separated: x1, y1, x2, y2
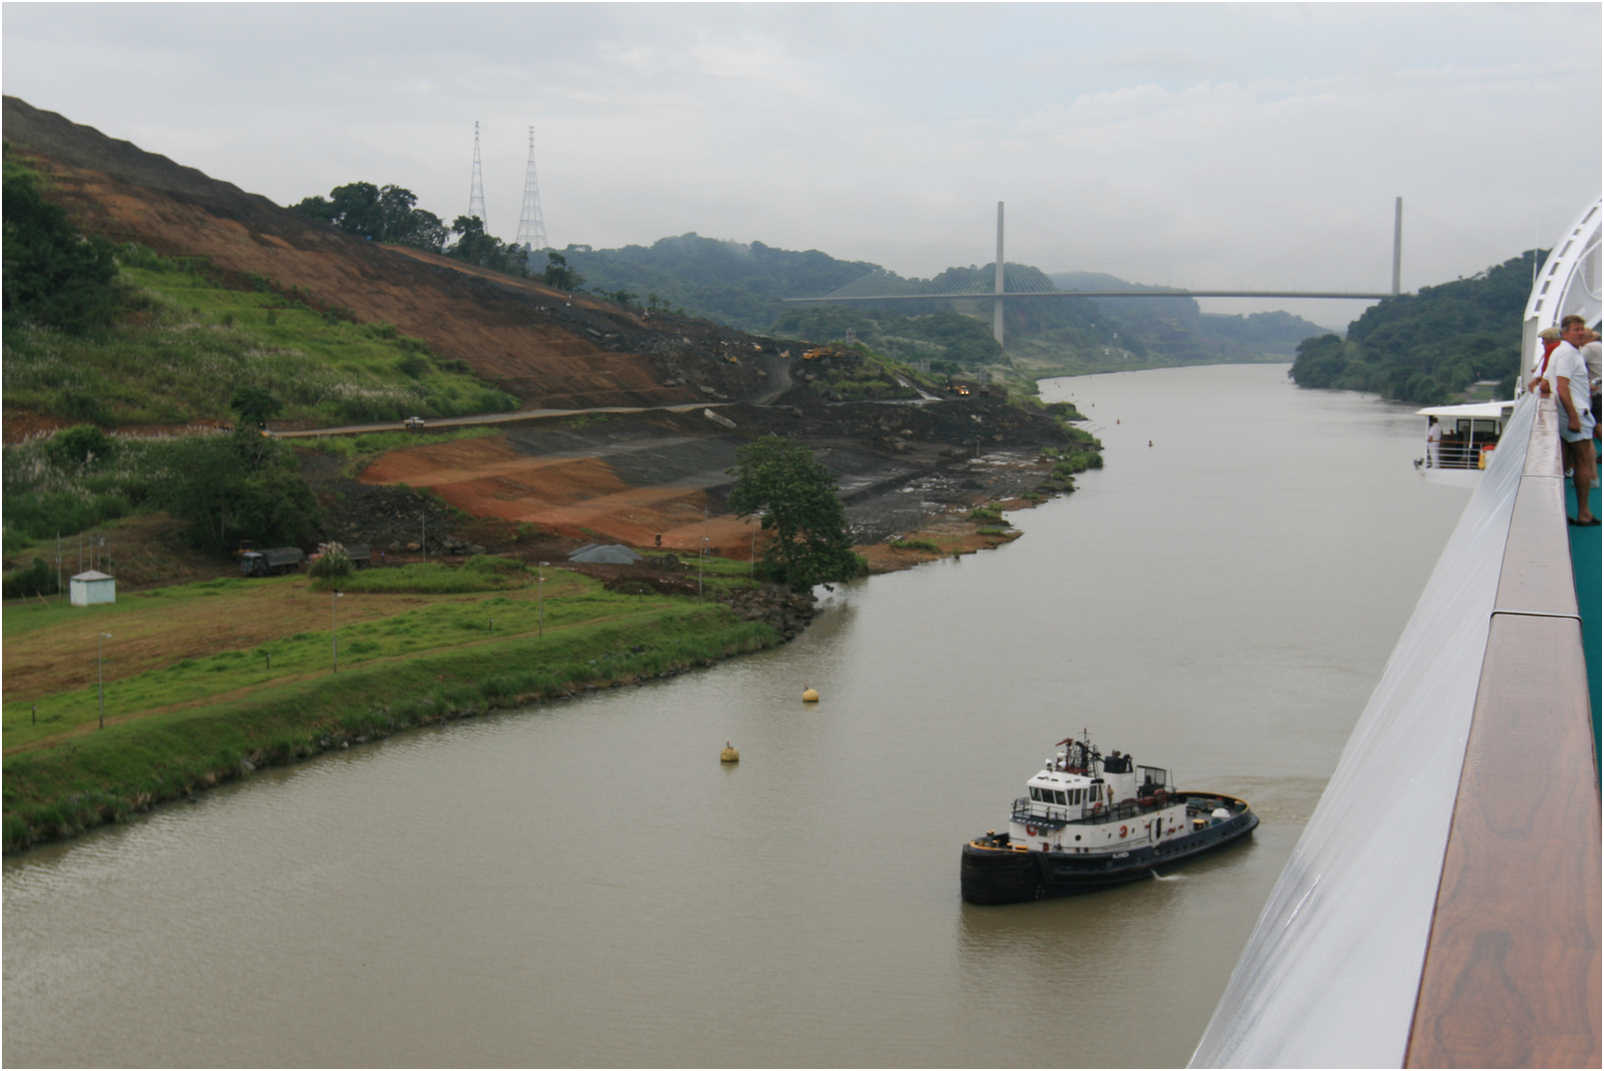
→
(3, 2, 1600, 330)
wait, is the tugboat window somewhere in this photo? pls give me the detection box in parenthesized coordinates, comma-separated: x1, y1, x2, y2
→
(1054, 790, 1067, 805)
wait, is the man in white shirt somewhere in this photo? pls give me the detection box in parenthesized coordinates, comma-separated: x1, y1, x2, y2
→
(1547, 314, 1597, 525)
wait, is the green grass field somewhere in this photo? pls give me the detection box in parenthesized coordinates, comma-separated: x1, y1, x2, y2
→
(2, 564, 783, 853)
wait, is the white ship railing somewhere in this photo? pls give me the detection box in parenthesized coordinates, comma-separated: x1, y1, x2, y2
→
(1191, 391, 1598, 1067)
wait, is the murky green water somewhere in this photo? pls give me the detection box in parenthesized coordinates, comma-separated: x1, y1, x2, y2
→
(3, 364, 1470, 1067)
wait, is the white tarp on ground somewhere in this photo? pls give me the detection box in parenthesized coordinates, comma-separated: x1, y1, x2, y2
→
(567, 543, 643, 564)
(1189, 392, 1536, 1068)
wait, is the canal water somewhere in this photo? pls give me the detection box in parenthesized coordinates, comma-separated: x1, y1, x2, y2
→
(3, 364, 1471, 1068)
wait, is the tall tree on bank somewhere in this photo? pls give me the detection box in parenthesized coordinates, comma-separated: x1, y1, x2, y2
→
(728, 436, 864, 592)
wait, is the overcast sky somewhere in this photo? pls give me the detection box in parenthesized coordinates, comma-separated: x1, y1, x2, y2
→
(4, 2, 1600, 329)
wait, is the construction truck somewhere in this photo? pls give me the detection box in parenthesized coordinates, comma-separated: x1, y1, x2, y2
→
(240, 546, 305, 577)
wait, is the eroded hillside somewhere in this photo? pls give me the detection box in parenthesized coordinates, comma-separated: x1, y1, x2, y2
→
(2, 96, 784, 413)
(2, 97, 1095, 587)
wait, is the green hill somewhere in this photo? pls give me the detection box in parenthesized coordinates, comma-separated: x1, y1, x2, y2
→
(1289, 252, 1540, 404)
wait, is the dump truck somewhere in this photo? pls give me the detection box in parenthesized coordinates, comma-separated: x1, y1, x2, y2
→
(239, 546, 304, 577)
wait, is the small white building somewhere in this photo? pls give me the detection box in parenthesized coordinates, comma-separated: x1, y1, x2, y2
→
(69, 570, 116, 607)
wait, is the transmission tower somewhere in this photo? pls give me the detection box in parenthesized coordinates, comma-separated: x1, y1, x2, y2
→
(515, 126, 549, 262)
(466, 120, 488, 226)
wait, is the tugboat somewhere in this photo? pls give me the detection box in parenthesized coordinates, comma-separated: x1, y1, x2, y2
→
(961, 732, 1259, 904)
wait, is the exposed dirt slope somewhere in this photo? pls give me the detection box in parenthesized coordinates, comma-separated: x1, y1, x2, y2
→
(1, 96, 784, 412)
(351, 401, 1065, 560)
(2, 97, 1087, 590)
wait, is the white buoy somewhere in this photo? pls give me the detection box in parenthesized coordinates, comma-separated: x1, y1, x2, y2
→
(802, 687, 819, 703)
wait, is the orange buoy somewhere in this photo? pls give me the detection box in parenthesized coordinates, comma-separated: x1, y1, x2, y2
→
(720, 741, 739, 764)
(802, 687, 820, 703)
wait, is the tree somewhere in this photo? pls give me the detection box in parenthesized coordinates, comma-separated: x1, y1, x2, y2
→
(327, 181, 384, 240)
(543, 250, 583, 291)
(290, 194, 336, 223)
(229, 386, 282, 428)
(1289, 334, 1349, 389)
(47, 425, 117, 469)
(156, 432, 322, 552)
(728, 436, 864, 592)
(2, 164, 121, 333)
(291, 181, 446, 252)
(446, 215, 527, 275)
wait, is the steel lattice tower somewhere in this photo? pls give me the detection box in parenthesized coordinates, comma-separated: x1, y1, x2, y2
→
(466, 121, 488, 225)
(515, 126, 549, 260)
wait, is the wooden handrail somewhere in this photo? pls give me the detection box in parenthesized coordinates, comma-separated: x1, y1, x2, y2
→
(1406, 396, 1601, 1067)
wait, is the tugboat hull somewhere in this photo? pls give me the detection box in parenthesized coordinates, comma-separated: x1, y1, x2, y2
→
(961, 794, 1259, 905)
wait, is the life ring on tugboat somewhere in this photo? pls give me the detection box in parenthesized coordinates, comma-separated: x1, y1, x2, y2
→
(1026, 823, 1038, 837)
(1119, 825, 1128, 838)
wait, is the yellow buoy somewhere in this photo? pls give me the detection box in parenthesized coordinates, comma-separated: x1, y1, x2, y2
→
(720, 741, 739, 764)
(802, 687, 820, 703)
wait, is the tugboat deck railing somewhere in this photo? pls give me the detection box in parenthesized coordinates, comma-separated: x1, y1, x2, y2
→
(1011, 795, 1176, 827)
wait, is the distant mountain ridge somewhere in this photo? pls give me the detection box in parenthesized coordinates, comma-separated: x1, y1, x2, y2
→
(560, 235, 1328, 374)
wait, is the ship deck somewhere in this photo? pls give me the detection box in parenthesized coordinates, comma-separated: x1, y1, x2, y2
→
(1193, 393, 1601, 1068)
(1566, 478, 1600, 762)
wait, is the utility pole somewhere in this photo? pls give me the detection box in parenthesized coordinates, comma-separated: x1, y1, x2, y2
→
(331, 590, 342, 672)
(97, 632, 111, 729)
(538, 561, 548, 638)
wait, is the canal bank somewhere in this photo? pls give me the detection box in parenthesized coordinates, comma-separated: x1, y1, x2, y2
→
(2, 456, 1062, 856)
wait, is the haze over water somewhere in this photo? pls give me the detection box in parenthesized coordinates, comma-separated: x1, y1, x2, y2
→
(3, 364, 1470, 1067)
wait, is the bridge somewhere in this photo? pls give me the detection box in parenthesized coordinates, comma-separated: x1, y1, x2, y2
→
(784, 200, 1406, 346)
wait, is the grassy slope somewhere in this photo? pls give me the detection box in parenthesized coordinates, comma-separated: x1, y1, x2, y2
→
(3, 563, 779, 853)
(3, 246, 518, 428)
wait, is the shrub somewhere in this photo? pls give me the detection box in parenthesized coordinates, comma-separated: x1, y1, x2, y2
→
(309, 544, 354, 580)
(3, 556, 59, 598)
(47, 425, 118, 469)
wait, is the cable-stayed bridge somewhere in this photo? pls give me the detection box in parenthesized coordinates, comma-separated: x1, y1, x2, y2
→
(784, 200, 1405, 346)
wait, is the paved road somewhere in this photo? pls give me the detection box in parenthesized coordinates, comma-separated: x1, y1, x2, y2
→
(267, 402, 733, 439)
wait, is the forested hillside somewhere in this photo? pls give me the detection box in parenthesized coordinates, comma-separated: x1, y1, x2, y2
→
(1288, 252, 1540, 404)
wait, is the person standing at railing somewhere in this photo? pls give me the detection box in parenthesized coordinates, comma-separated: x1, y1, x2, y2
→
(1528, 327, 1565, 395)
(1546, 314, 1598, 525)
(1426, 416, 1441, 468)
(1581, 328, 1601, 442)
